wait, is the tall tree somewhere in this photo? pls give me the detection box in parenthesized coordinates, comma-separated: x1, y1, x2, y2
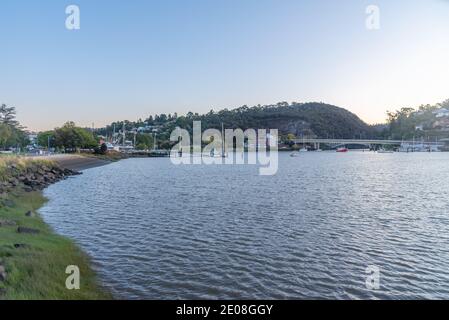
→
(0, 123, 12, 149)
(0, 104, 27, 149)
(54, 122, 98, 151)
(0, 104, 19, 127)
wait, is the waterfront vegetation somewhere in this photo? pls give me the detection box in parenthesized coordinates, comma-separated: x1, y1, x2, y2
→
(3, 100, 449, 154)
(0, 104, 28, 150)
(96, 102, 376, 149)
(383, 99, 449, 140)
(37, 121, 98, 151)
(0, 157, 111, 299)
(94, 99, 449, 150)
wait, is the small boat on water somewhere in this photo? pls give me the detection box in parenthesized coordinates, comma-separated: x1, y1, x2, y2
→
(377, 149, 394, 154)
(290, 152, 300, 157)
(336, 147, 349, 153)
(290, 147, 307, 157)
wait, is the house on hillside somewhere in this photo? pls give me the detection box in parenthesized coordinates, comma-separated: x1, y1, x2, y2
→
(433, 118, 449, 131)
(433, 108, 449, 118)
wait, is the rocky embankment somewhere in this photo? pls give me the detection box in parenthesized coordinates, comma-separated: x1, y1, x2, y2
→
(0, 160, 80, 195)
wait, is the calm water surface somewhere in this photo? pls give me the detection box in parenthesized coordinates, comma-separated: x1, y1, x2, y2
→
(40, 152, 449, 299)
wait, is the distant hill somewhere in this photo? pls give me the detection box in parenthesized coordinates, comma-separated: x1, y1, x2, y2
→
(97, 102, 378, 143)
(190, 102, 376, 139)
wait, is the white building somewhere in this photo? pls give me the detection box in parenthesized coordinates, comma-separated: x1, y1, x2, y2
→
(398, 142, 440, 152)
(433, 108, 449, 118)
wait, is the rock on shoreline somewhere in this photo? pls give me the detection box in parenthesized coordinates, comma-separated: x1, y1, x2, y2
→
(0, 162, 81, 195)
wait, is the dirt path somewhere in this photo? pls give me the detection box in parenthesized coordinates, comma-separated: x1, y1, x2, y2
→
(31, 154, 112, 171)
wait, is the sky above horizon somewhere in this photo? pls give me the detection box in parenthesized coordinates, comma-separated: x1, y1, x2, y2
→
(1, 0, 449, 131)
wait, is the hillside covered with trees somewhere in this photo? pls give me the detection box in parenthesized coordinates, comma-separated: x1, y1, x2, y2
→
(382, 99, 449, 140)
(96, 102, 377, 149)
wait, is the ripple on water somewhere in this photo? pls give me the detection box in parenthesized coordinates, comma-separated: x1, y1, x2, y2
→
(39, 153, 449, 299)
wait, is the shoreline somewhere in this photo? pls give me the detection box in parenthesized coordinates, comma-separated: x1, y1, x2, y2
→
(0, 156, 113, 299)
(30, 154, 116, 172)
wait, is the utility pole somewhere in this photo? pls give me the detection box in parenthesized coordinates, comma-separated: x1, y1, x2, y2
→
(122, 124, 126, 147)
(153, 133, 157, 151)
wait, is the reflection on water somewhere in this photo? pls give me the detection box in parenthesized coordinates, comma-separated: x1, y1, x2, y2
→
(40, 152, 449, 299)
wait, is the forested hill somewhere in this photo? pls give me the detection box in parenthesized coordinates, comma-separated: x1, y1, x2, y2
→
(99, 102, 376, 140)
(192, 102, 375, 139)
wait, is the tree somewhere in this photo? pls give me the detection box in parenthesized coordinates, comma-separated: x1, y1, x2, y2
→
(37, 131, 55, 148)
(0, 104, 19, 127)
(135, 133, 153, 150)
(54, 122, 98, 151)
(136, 143, 148, 150)
(0, 123, 12, 149)
(439, 99, 449, 109)
(0, 104, 27, 150)
(94, 142, 108, 155)
(6, 127, 29, 148)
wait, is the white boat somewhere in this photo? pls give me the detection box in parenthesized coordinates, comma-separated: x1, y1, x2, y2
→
(290, 152, 301, 157)
(377, 149, 394, 154)
(208, 148, 227, 158)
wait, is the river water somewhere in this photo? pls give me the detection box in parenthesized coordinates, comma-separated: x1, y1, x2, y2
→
(40, 152, 449, 299)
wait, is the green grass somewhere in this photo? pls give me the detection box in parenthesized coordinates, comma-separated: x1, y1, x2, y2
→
(0, 190, 112, 300)
(0, 156, 56, 181)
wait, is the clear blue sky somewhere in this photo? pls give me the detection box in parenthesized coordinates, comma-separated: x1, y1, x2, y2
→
(1, 0, 448, 131)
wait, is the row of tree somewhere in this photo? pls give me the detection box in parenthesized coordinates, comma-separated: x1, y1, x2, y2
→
(37, 122, 98, 152)
(95, 102, 377, 149)
(0, 104, 99, 152)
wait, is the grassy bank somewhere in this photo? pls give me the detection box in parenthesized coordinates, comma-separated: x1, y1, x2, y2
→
(0, 158, 111, 299)
(0, 157, 51, 181)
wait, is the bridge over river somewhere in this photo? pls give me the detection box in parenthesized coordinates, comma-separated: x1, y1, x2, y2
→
(291, 138, 443, 148)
